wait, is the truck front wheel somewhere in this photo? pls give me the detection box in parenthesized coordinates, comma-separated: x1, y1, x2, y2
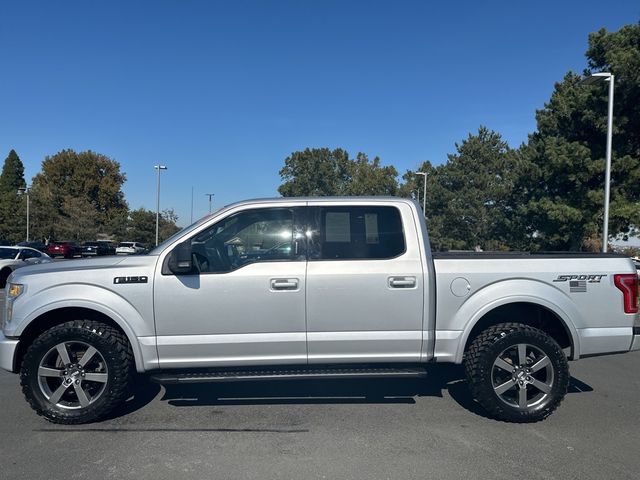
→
(464, 322, 569, 422)
(20, 320, 134, 424)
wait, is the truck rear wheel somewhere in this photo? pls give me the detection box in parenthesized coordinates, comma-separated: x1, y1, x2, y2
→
(20, 320, 134, 424)
(464, 322, 569, 422)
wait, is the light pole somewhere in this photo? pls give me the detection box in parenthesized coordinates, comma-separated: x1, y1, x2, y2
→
(17, 186, 30, 242)
(154, 165, 168, 246)
(579, 72, 614, 252)
(415, 172, 427, 217)
(205, 193, 215, 214)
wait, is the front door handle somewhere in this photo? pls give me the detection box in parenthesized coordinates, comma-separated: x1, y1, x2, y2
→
(270, 278, 299, 291)
(388, 276, 416, 288)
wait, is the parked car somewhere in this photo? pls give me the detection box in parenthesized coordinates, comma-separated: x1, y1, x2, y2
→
(81, 241, 115, 257)
(46, 241, 81, 259)
(1, 197, 638, 425)
(16, 241, 48, 253)
(0, 246, 52, 288)
(115, 242, 146, 255)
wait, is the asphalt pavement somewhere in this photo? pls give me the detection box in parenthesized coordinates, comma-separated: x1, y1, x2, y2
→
(1, 292, 639, 479)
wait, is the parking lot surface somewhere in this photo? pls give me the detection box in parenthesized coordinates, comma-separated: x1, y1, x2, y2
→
(1, 294, 639, 479)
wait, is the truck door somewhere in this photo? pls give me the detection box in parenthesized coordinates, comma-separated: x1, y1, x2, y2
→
(153, 204, 308, 368)
(305, 202, 424, 363)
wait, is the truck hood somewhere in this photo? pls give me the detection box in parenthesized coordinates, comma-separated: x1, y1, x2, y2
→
(9, 255, 158, 282)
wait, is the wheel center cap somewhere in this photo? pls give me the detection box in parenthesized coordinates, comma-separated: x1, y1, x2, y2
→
(512, 367, 531, 385)
(62, 365, 83, 385)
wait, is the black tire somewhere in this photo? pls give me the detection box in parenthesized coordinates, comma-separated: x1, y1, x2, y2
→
(0, 267, 11, 289)
(20, 320, 134, 424)
(464, 322, 569, 423)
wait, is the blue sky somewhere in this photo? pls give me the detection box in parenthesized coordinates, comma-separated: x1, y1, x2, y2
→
(1, 1, 638, 226)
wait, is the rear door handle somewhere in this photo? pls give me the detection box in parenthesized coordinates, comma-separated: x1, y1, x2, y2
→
(388, 276, 417, 288)
(270, 278, 299, 291)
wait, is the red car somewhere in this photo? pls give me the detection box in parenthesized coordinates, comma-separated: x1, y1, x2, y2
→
(46, 241, 81, 259)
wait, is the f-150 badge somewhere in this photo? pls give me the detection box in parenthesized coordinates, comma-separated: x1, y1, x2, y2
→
(114, 276, 148, 284)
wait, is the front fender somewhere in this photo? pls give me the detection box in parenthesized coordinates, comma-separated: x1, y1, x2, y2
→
(452, 279, 581, 363)
(11, 284, 157, 372)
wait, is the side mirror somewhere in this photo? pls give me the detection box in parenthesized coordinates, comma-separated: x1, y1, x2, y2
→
(167, 240, 194, 275)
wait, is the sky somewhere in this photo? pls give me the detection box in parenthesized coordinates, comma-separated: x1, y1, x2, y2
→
(1, 1, 638, 227)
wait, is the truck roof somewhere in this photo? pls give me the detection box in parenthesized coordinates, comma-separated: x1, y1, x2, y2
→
(220, 196, 419, 210)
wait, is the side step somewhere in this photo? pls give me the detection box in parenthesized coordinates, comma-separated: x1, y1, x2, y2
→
(150, 366, 427, 384)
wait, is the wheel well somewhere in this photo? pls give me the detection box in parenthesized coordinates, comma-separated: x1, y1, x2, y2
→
(464, 302, 573, 357)
(0, 267, 12, 288)
(14, 307, 130, 371)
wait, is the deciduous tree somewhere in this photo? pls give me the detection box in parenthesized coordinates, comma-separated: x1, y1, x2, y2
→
(278, 148, 398, 197)
(30, 149, 128, 241)
(126, 208, 180, 246)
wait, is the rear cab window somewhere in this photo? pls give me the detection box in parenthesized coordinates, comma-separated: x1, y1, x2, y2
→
(308, 206, 405, 260)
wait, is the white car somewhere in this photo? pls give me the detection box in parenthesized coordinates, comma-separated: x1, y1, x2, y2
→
(115, 242, 147, 255)
(0, 246, 53, 288)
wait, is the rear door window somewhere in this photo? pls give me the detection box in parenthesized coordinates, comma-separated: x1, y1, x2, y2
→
(309, 206, 405, 260)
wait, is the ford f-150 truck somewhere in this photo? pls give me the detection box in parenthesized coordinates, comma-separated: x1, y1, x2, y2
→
(1, 197, 638, 424)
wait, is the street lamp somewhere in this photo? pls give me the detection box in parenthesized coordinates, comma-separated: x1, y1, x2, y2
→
(415, 172, 427, 217)
(579, 72, 614, 252)
(17, 186, 30, 242)
(205, 193, 215, 214)
(154, 165, 168, 246)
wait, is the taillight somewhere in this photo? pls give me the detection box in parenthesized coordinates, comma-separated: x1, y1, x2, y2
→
(614, 274, 639, 314)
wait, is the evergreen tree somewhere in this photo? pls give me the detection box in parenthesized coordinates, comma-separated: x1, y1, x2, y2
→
(0, 149, 26, 194)
(0, 150, 27, 242)
(402, 128, 525, 251)
(521, 24, 640, 250)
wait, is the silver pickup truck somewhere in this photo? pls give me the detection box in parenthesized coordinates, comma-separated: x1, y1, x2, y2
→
(1, 197, 638, 424)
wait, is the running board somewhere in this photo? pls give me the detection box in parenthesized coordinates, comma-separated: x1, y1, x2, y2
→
(150, 366, 427, 384)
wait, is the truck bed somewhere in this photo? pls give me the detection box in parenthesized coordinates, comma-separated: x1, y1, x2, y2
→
(432, 251, 628, 259)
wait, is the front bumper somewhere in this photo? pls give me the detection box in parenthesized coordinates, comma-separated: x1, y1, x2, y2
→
(0, 332, 19, 373)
